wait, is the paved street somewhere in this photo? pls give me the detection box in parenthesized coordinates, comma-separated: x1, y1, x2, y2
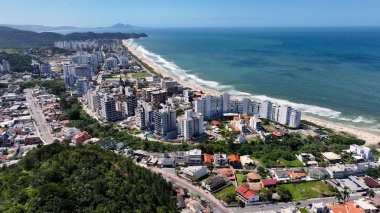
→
(25, 89, 57, 144)
(147, 166, 229, 213)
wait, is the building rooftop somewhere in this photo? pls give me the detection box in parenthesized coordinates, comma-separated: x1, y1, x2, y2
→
(322, 152, 341, 160)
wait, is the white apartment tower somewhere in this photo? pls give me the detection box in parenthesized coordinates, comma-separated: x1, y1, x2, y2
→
(154, 106, 177, 138)
(177, 109, 204, 140)
(259, 100, 273, 119)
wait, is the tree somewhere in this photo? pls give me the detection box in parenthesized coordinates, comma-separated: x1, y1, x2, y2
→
(342, 187, 350, 202)
(277, 187, 292, 202)
(335, 191, 343, 203)
(259, 188, 273, 201)
(366, 189, 376, 198)
(207, 163, 214, 171)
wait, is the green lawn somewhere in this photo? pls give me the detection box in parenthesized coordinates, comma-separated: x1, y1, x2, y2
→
(236, 173, 246, 186)
(278, 158, 304, 167)
(299, 208, 309, 213)
(130, 72, 151, 78)
(213, 185, 235, 200)
(280, 181, 335, 201)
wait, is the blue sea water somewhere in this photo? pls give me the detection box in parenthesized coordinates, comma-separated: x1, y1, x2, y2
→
(59, 27, 380, 130)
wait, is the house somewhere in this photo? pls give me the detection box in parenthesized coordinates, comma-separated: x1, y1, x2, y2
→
(183, 166, 208, 180)
(272, 169, 290, 182)
(249, 182, 262, 192)
(217, 168, 235, 180)
(202, 174, 230, 192)
(72, 131, 92, 143)
(288, 171, 307, 180)
(213, 153, 228, 167)
(261, 178, 277, 188)
(246, 172, 261, 183)
(363, 176, 380, 188)
(327, 202, 364, 213)
(175, 151, 188, 166)
(240, 155, 254, 167)
(307, 167, 330, 180)
(235, 185, 259, 204)
(203, 153, 213, 165)
(158, 157, 176, 168)
(322, 152, 341, 164)
(326, 163, 371, 179)
(186, 149, 202, 165)
(227, 155, 241, 168)
(297, 153, 318, 166)
(311, 202, 328, 213)
(186, 198, 205, 213)
(354, 198, 378, 213)
(349, 144, 373, 161)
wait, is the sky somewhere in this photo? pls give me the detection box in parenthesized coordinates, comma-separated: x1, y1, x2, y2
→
(1, 0, 380, 27)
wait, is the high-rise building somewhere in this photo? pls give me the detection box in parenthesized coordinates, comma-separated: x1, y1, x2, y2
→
(100, 95, 119, 122)
(177, 109, 204, 140)
(289, 109, 301, 128)
(63, 65, 92, 88)
(125, 95, 137, 116)
(135, 101, 154, 130)
(1, 60, 10, 72)
(276, 105, 291, 125)
(104, 57, 118, 70)
(222, 92, 231, 113)
(154, 106, 177, 138)
(73, 77, 88, 96)
(259, 100, 273, 119)
(194, 95, 223, 119)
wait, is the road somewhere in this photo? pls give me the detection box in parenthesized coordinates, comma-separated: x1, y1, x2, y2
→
(230, 192, 380, 213)
(25, 89, 57, 144)
(146, 166, 229, 213)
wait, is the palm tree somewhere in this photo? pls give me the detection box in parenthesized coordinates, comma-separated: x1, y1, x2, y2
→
(367, 189, 376, 198)
(335, 191, 343, 203)
(342, 187, 350, 202)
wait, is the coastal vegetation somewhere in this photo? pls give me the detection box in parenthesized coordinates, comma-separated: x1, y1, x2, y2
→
(0, 26, 147, 48)
(0, 143, 178, 212)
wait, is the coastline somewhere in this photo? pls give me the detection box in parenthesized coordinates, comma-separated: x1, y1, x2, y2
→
(122, 39, 380, 147)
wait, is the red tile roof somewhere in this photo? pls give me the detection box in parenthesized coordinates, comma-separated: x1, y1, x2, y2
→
(328, 202, 364, 213)
(203, 154, 214, 164)
(227, 155, 240, 163)
(363, 176, 380, 188)
(236, 185, 257, 200)
(261, 179, 277, 186)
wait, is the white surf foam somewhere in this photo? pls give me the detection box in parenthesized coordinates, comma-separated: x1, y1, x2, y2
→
(126, 39, 378, 128)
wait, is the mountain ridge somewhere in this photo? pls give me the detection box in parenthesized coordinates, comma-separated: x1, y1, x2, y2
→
(0, 23, 139, 32)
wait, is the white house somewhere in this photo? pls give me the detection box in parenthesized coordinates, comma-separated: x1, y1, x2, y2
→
(183, 166, 208, 180)
(349, 144, 373, 161)
(235, 185, 259, 204)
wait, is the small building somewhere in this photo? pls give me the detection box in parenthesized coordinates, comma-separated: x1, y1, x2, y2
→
(363, 176, 380, 188)
(288, 171, 307, 180)
(183, 166, 208, 180)
(311, 202, 328, 213)
(203, 153, 214, 165)
(202, 174, 230, 192)
(327, 202, 364, 213)
(213, 153, 228, 167)
(261, 178, 277, 188)
(272, 169, 291, 182)
(297, 153, 318, 166)
(235, 185, 259, 204)
(227, 155, 241, 168)
(72, 131, 92, 143)
(246, 172, 261, 183)
(326, 163, 371, 179)
(249, 182, 262, 192)
(322, 152, 341, 164)
(217, 168, 235, 181)
(186, 149, 202, 165)
(354, 198, 378, 213)
(349, 144, 373, 161)
(240, 155, 254, 167)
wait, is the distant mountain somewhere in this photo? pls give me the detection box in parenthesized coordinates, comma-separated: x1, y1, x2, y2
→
(0, 23, 138, 32)
(0, 24, 78, 32)
(0, 26, 147, 48)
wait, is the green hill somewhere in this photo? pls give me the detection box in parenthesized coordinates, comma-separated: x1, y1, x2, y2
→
(0, 143, 178, 212)
(0, 26, 147, 48)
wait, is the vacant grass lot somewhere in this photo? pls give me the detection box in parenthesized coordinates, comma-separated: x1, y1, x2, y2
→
(236, 173, 246, 186)
(213, 185, 235, 201)
(130, 72, 151, 78)
(280, 181, 335, 201)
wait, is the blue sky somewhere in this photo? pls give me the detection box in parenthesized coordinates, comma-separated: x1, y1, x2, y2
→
(1, 0, 380, 27)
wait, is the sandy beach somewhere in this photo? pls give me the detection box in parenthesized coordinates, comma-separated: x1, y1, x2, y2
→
(123, 39, 380, 147)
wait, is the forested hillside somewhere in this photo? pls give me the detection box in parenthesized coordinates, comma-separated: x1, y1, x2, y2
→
(0, 143, 178, 212)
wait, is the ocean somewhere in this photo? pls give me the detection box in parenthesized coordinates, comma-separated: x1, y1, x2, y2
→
(60, 27, 380, 130)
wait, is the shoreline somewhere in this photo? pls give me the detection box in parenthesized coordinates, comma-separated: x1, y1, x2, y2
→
(122, 39, 380, 147)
